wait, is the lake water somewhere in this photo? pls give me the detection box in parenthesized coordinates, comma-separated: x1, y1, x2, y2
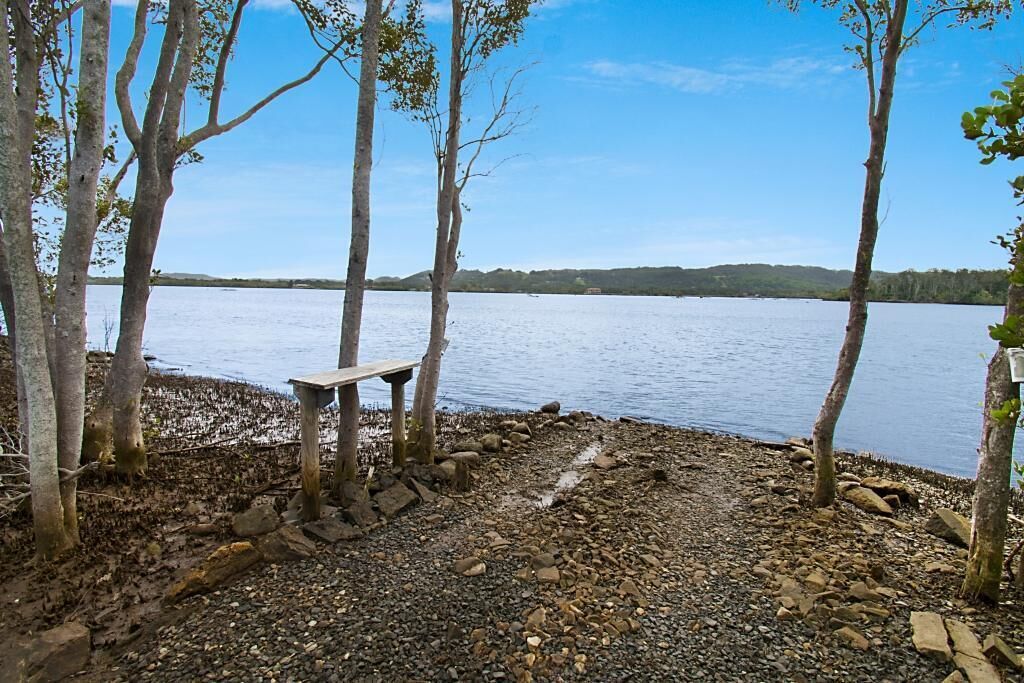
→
(85, 285, 1007, 479)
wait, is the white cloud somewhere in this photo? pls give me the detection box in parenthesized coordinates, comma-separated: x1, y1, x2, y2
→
(581, 56, 849, 94)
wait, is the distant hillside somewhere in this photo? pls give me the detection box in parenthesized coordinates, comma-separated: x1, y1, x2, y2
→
(374, 264, 859, 297)
(89, 264, 1011, 304)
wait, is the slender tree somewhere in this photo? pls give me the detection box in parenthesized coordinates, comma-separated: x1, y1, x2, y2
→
(782, 0, 1012, 506)
(0, 0, 112, 556)
(405, 0, 534, 462)
(960, 73, 1024, 601)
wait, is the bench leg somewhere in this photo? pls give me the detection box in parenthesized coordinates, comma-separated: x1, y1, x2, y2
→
(382, 369, 413, 469)
(296, 386, 323, 522)
(391, 381, 406, 468)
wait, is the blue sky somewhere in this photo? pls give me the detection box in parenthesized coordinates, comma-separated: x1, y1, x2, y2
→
(104, 0, 1024, 279)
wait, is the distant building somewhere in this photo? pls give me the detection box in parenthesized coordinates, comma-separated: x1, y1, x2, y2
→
(293, 283, 312, 289)
(584, 287, 602, 295)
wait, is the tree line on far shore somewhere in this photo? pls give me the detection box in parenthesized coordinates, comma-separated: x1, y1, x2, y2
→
(89, 265, 1014, 305)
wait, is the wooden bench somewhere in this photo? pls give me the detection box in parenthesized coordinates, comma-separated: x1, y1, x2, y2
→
(288, 359, 418, 521)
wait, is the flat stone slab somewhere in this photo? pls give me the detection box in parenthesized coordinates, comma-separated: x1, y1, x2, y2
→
(926, 508, 970, 548)
(344, 500, 379, 528)
(841, 486, 893, 516)
(0, 621, 91, 682)
(910, 611, 952, 662)
(232, 504, 279, 537)
(302, 517, 363, 543)
(374, 482, 419, 518)
(257, 525, 316, 562)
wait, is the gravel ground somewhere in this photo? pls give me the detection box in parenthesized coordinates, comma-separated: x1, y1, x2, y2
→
(81, 410, 1024, 682)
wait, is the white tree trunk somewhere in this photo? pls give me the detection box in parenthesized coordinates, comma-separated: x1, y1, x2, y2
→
(0, 0, 70, 558)
(336, 0, 383, 486)
(53, 0, 112, 541)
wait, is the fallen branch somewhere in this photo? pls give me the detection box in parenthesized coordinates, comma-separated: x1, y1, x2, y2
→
(1005, 538, 1024, 583)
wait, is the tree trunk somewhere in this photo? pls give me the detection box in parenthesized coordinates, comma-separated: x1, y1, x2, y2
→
(961, 279, 1024, 602)
(811, 0, 907, 507)
(108, 184, 168, 475)
(0, 0, 71, 559)
(409, 0, 464, 464)
(335, 0, 382, 488)
(53, 0, 112, 541)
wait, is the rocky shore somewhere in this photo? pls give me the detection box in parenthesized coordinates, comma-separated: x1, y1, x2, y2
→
(2, 364, 1024, 682)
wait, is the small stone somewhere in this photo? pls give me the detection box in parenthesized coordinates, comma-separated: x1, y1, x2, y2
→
(373, 482, 419, 518)
(408, 477, 437, 503)
(526, 636, 542, 648)
(618, 578, 641, 598)
(834, 626, 870, 651)
(231, 504, 279, 537)
(942, 672, 966, 683)
(848, 581, 882, 602)
(982, 634, 1023, 670)
(536, 566, 560, 583)
(256, 525, 316, 562)
(480, 433, 503, 452)
(776, 606, 794, 620)
(540, 401, 560, 414)
(455, 557, 486, 576)
(593, 453, 619, 470)
(530, 553, 556, 570)
(302, 517, 363, 543)
(910, 611, 952, 663)
(511, 421, 532, 435)
(926, 508, 971, 548)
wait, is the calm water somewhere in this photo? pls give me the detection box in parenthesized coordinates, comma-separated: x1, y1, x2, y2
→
(85, 285, 1007, 478)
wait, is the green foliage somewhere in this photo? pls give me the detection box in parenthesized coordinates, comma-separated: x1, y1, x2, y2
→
(991, 398, 1021, 423)
(963, 73, 1024, 200)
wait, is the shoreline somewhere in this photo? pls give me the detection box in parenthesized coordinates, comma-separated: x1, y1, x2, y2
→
(4, 366, 1024, 681)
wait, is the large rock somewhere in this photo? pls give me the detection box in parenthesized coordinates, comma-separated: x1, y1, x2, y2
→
(374, 482, 419, 518)
(480, 433, 503, 453)
(448, 451, 482, 467)
(540, 401, 560, 414)
(232, 504, 279, 537)
(336, 479, 369, 508)
(859, 476, 920, 507)
(167, 542, 262, 602)
(511, 421, 532, 436)
(302, 517, 363, 543)
(841, 486, 893, 516)
(439, 460, 470, 491)
(926, 508, 971, 548)
(408, 478, 437, 503)
(946, 619, 986, 661)
(257, 525, 316, 562)
(982, 634, 1023, 670)
(0, 622, 91, 682)
(910, 611, 952, 662)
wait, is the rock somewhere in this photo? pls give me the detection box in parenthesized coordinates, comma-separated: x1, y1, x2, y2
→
(167, 542, 262, 602)
(776, 606, 794, 620)
(618, 578, 641, 598)
(455, 556, 485, 576)
(910, 611, 952, 662)
(788, 447, 814, 463)
(536, 566, 560, 583)
(187, 522, 219, 536)
(508, 432, 531, 445)
(946, 619, 986, 661)
(451, 440, 484, 454)
(374, 482, 419, 518)
(530, 553, 556, 570)
(837, 472, 862, 484)
(982, 634, 1023, 670)
(336, 480, 369, 508)
(943, 672, 966, 683)
(480, 433, 502, 452)
(954, 652, 1001, 683)
(859, 476, 920, 506)
(302, 517, 363, 543)
(882, 494, 902, 509)
(511, 421, 532, 435)
(926, 508, 971, 548)
(593, 453, 619, 470)
(408, 478, 437, 503)
(834, 626, 870, 651)
(439, 459, 457, 480)
(841, 486, 893, 516)
(231, 504, 279, 537)
(448, 451, 482, 467)
(848, 581, 882, 602)
(526, 606, 546, 630)
(343, 500, 379, 528)
(257, 525, 317, 562)
(837, 480, 860, 495)
(540, 401, 560, 414)
(0, 621, 91, 683)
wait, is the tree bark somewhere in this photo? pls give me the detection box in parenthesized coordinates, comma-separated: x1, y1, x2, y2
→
(409, 0, 464, 464)
(961, 278, 1024, 602)
(335, 0, 383, 488)
(0, 0, 71, 558)
(53, 0, 112, 540)
(811, 0, 908, 507)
